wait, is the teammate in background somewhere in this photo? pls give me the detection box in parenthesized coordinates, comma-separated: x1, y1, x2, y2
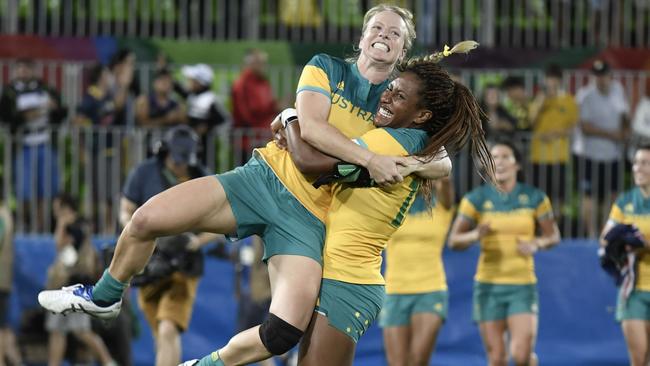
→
(600, 145, 650, 366)
(379, 177, 454, 366)
(449, 141, 561, 366)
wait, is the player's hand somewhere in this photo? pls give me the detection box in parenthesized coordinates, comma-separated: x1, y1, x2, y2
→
(270, 113, 288, 149)
(270, 113, 283, 134)
(274, 128, 288, 150)
(517, 238, 539, 256)
(367, 154, 403, 187)
(56, 210, 76, 227)
(396, 157, 418, 176)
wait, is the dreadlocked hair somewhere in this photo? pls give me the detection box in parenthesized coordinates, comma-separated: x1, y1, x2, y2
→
(399, 40, 479, 69)
(398, 41, 496, 204)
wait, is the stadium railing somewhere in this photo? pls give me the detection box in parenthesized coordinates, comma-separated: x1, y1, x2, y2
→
(0, 59, 646, 126)
(1, 0, 649, 48)
(0, 60, 647, 235)
(0, 125, 635, 239)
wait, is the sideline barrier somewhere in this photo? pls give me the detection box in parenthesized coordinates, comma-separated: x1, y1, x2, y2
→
(11, 236, 628, 365)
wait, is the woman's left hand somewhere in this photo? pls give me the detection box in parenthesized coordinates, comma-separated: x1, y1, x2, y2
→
(517, 238, 539, 256)
(270, 113, 288, 149)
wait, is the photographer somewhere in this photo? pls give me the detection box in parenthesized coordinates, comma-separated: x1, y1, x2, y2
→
(45, 194, 116, 366)
(120, 125, 221, 366)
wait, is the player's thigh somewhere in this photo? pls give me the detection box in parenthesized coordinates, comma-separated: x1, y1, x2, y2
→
(479, 320, 507, 355)
(267, 255, 322, 330)
(131, 176, 236, 237)
(506, 313, 537, 354)
(622, 320, 650, 366)
(409, 312, 443, 363)
(383, 326, 410, 366)
(298, 312, 356, 366)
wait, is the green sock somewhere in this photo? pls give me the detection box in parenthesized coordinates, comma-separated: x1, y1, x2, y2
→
(197, 351, 225, 366)
(92, 269, 128, 306)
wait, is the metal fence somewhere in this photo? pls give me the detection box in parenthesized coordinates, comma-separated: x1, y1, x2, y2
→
(2, 0, 650, 48)
(0, 60, 304, 128)
(0, 60, 647, 124)
(0, 60, 648, 235)
(1, 125, 634, 239)
(2, 125, 271, 234)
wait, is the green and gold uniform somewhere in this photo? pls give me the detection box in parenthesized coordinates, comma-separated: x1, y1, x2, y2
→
(378, 195, 454, 327)
(316, 127, 428, 342)
(218, 53, 389, 264)
(458, 183, 553, 321)
(608, 187, 650, 321)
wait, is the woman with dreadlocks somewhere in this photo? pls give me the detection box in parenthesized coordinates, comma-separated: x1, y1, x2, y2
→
(276, 46, 496, 366)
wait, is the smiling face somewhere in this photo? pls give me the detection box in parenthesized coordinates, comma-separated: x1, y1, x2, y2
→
(491, 144, 520, 184)
(359, 10, 407, 66)
(374, 71, 430, 129)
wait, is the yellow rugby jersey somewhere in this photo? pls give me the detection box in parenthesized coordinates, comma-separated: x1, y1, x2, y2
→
(458, 183, 554, 285)
(608, 187, 650, 291)
(256, 53, 390, 222)
(322, 127, 428, 285)
(385, 195, 455, 294)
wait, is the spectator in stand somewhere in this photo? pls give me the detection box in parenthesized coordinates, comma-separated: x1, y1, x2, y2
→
(75, 63, 123, 234)
(501, 76, 532, 133)
(0, 201, 23, 366)
(0, 58, 67, 232)
(108, 48, 138, 127)
(630, 79, 650, 149)
(573, 59, 630, 237)
(75, 64, 117, 127)
(529, 64, 579, 223)
(480, 83, 517, 143)
(135, 68, 185, 128)
(177, 64, 230, 163)
(231, 49, 290, 163)
(45, 194, 116, 366)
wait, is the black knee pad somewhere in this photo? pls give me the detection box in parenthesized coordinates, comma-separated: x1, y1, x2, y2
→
(259, 313, 303, 355)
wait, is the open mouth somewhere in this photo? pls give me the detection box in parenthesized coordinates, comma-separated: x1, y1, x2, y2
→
(372, 42, 390, 52)
(378, 106, 393, 119)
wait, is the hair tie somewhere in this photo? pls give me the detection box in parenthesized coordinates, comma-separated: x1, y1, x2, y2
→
(442, 45, 452, 57)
